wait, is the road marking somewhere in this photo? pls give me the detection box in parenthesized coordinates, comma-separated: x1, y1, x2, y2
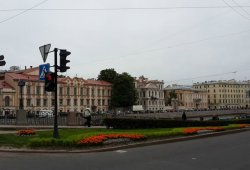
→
(115, 150, 127, 153)
(192, 157, 197, 160)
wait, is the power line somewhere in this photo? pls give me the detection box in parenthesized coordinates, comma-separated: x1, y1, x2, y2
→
(232, 0, 250, 16)
(222, 0, 250, 20)
(1, 6, 250, 12)
(80, 27, 250, 66)
(167, 68, 250, 83)
(0, 0, 49, 24)
(167, 71, 237, 83)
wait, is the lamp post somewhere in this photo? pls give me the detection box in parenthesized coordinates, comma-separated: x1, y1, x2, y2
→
(16, 80, 27, 125)
(18, 80, 26, 109)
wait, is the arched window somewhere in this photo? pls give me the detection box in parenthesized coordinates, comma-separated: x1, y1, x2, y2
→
(5, 96, 10, 107)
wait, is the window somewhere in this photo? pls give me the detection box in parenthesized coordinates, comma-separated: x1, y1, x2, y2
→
(51, 99, 55, 106)
(4, 96, 10, 107)
(36, 99, 41, 106)
(67, 99, 70, 106)
(80, 99, 84, 106)
(74, 99, 77, 106)
(102, 99, 105, 105)
(92, 89, 94, 96)
(67, 87, 70, 95)
(36, 86, 40, 95)
(98, 99, 101, 105)
(80, 88, 83, 95)
(59, 99, 63, 106)
(43, 99, 47, 106)
(74, 87, 77, 95)
(27, 86, 31, 95)
(27, 99, 31, 107)
(59, 87, 63, 95)
(87, 88, 89, 96)
(87, 99, 90, 105)
(92, 99, 95, 105)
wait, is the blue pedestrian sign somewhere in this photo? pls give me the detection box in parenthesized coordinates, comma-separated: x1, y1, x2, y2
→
(39, 63, 50, 80)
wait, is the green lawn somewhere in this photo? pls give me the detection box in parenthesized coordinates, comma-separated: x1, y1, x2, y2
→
(0, 124, 247, 149)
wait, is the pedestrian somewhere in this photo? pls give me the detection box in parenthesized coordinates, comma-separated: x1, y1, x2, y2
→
(86, 115, 91, 127)
(182, 111, 187, 121)
(84, 108, 91, 127)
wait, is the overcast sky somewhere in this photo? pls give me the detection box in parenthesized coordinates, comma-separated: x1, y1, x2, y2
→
(1, 0, 250, 85)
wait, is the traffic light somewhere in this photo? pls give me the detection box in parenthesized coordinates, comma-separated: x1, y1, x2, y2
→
(59, 49, 71, 72)
(0, 55, 6, 66)
(45, 72, 56, 92)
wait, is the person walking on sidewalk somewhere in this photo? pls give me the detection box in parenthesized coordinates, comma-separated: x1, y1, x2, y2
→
(182, 111, 187, 121)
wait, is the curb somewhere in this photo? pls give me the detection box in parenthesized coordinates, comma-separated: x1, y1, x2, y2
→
(0, 127, 249, 153)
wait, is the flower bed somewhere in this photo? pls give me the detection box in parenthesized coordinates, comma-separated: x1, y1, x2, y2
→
(237, 124, 250, 128)
(77, 134, 146, 146)
(183, 127, 225, 135)
(17, 129, 36, 136)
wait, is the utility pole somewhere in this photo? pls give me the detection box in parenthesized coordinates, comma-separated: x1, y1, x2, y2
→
(53, 48, 59, 138)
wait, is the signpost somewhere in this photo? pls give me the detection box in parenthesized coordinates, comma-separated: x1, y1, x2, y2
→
(39, 63, 50, 80)
(39, 44, 71, 139)
(39, 44, 51, 63)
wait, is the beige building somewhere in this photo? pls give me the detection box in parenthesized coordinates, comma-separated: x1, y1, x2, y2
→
(164, 85, 208, 110)
(193, 80, 250, 109)
(0, 66, 112, 116)
(134, 76, 165, 112)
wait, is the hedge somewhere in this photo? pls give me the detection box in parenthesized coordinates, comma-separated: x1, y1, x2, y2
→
(103, 118, 250, 129)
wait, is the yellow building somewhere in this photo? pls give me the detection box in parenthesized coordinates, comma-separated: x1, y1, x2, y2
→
(164, 85, 208, 110)
(0, 66, 112, 116)
(193, 80, 250, 109)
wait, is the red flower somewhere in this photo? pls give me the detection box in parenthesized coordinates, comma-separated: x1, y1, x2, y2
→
(183, 127, 225, 135)
(77, 134, 145, 145)
(17, 129, 36, 136)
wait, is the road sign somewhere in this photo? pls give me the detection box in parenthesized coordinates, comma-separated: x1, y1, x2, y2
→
(39, 44, 51, 63)
(39, 63, 50, 80)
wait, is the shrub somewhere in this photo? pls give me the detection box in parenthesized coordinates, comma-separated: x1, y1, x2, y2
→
(104, 118, 250, 129)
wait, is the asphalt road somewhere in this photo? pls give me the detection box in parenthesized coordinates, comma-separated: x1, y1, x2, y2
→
(0, 130, 250, 170)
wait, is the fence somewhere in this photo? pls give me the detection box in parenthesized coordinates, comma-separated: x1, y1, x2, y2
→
(0, 114, 107, 126)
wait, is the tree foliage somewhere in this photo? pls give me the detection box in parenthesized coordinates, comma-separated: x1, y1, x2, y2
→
(97, 68, 118, 83)
(98, 69, 137, 108)
(167, 90, 177, 105)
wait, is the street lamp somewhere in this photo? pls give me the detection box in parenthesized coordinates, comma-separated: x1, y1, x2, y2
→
(18, 80, 26, 109)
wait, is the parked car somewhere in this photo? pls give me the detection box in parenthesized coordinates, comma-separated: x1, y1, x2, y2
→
(38, 110, 54, 118)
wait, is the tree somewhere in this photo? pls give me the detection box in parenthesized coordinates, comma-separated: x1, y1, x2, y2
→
(97, 68, 118, 83)
(98, 69, 137, 108)
(167, 90, 177, 106)
(111, 72, 137, 108)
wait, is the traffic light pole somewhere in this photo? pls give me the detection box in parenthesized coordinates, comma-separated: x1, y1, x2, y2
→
(53, 48, 59, 138)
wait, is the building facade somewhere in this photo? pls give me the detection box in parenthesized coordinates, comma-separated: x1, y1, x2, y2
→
(134, 76, 165, 112)
(164, 85, 208, 110)
(193, 80, 250, 109)
(0, 67, 112, 116)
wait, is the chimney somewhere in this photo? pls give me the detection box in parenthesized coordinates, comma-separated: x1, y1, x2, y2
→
(30, 66, 32, 69)
(25, 66, 27, 70)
